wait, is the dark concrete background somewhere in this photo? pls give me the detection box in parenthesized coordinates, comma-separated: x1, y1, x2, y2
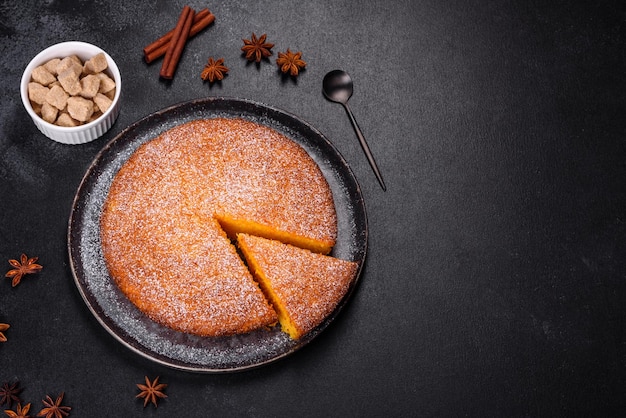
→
(1, 0, 625, 416)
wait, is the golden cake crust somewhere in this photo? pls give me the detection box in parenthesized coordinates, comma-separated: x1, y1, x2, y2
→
(100, 118, 337, 337)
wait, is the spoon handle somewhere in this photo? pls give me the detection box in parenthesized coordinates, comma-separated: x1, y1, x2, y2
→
(343, 103, 386, 191)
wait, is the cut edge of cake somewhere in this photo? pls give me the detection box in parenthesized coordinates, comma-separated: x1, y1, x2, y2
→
(216, 213, 335, 255)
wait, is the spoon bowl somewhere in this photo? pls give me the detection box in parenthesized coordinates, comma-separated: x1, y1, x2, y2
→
(322, 70, 386, 191)
(323, 69, 354, 104)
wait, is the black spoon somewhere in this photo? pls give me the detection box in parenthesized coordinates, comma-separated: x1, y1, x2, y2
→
(323, 70, 386, 191)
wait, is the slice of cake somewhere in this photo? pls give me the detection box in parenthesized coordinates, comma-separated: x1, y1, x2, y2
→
(237, 233, 358, 339)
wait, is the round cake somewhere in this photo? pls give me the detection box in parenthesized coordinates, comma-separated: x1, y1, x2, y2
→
(100, 118, 339, 337)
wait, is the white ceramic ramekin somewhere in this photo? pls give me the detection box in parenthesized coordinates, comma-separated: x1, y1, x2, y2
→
(20, 41, 121, 145)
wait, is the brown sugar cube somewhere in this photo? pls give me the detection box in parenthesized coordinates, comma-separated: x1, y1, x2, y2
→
(56, 56, 83, 78)
(88, 110, 103, 123)
(56, 57, 78, 75)
(43, 58, 61, 75)
(93, 92, 113, 113)
(83, 52, 108, 74)
(104, 88, 116, 100)
(55, 57, 71, 74)
(67, 96, 94, 122)
(28, 82, 49, 105)
(57, 67, 82, 95)
(45, 84, 69, 110)
(96, 72, 116, 94)
(56, 112, 80, 127)
(69, 55, 84, 67)
(30, 101, 42, 114)
(31, 65, 56, 86)
(40, 102, 59, 123)
(79, 74, 100, 98)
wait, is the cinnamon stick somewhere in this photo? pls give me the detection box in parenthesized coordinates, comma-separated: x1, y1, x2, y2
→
(144, 8, 215, 64)
(159, 5, 194, 79)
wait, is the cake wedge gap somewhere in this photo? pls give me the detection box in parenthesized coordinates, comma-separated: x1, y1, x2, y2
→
(215, 214, 335, 255)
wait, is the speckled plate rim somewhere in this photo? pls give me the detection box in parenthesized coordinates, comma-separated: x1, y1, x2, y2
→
(67, 97, 368, 373)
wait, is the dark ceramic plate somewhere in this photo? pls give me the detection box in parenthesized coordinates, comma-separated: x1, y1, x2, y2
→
(67, 97, 368, 373)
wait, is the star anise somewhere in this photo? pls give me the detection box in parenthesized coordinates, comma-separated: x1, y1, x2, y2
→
(241, 33, 274, 62)
(0, 381, 22, 407)
(276, 49, 306, 77)
(36, 393, 70, 418)
(4, 402, 31, 418)
(200, 57, 229, 83)
(0, 324, 9, 343)
(136, 376, 167, 408)
(5, 254, 42, 287)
